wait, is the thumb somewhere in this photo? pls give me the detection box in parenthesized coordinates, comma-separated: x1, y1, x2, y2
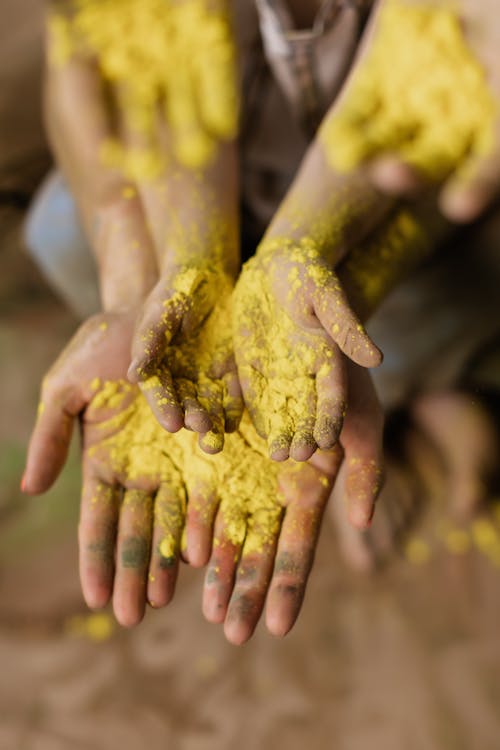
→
(22, 387, 80, 495)
(313, 271, 383, 368)
(128, 285, 187, 383)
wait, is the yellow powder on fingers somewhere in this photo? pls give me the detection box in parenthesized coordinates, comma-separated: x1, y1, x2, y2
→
(322, 0, 497, 179)
(87, 381, 287, 555)
(141, 265, 236, 446)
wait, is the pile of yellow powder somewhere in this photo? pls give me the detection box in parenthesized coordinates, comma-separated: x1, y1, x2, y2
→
(87, 380, 283, 557)
(323, 0, 497, 179)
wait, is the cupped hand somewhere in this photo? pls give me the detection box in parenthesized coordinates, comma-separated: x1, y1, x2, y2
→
(200, 363, 384, 645)
(78, 380, 187, 627)
(233, 238, 382, 462)
(22, 312, 136, 495)
(128, 263, 243, 453)
(322, 0, 500, 223)
(48, 0, 239, 173)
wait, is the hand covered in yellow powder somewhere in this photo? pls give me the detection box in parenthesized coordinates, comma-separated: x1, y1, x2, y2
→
(45, 8, 242, 457)
(21, 314, 184, 627)
(128, 264, 243, 453)
(23, 313, 384, 639)
(233, 238, 382, 462)
(201, 363, 385, 644)
(47, 0, 239, 173)
(321, 0, 500, 223)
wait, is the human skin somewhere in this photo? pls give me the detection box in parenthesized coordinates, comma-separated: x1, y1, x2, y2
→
(24, 20, 385, 637)
(232, 126, 450, 470)
(232, 0, 499, 466)
(104, 0, 496, 466)
(46, 0, 243, 454)
(22, 312, 382, 640)
(26, 0, 449, 639)
(335, 0, 500, 222)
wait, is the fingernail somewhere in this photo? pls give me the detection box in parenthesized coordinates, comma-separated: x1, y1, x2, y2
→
(20, 473, 27, 493)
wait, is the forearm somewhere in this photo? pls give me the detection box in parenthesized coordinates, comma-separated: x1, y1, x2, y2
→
(261, 137, 394, 265)
(260, 128, 451, 321)
(338, 198, 452, 322)
(148, 141, 240, 279)
(44, 49, 158, 312)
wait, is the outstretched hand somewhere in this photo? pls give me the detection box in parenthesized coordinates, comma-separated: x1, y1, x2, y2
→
(128, 264, 243, 453)
(233, 238, 382, 462)
(322, 0, 500, 223)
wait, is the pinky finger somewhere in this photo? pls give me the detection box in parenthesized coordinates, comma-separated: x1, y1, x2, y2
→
(344, 455, 385, 530)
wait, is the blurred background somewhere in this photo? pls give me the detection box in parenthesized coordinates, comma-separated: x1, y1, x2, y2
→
(1, 2, 500, 749)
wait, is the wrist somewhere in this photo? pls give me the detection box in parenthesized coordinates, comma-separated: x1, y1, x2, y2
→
(92, 194, 159, 312)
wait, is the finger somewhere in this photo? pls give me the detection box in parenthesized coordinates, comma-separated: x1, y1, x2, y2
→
(369, 156, 428, 196)
(289, 381, 317, 462)
(314, 355, 347, 450)
(198, 384, 225, 454)
(222, 370, 244, 433)
(265, 458, 338, 637)
(237, 365, 268, 438)
(139, 372, 184, 433)
(78, 476, 119, 610)
(147, 483, 186, 608)
(439, 146, 500, 223)
(202, 503, 246, 624)
(165, 54, 214, 168)
(185, 482, 220, 567)
(192, 9, 238, 139)
(113, 489, 153, 628)
(23, 369, 87, 494)
(268, 411, 294, 462)
(128, 292, 185, 382)
(224, 509, 282, 645)
(313, 275, 382, 368)
(341, 364, 385, 529)
(176, 379, 213, 433)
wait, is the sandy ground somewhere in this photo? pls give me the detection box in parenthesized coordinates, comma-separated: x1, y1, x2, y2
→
(1, 3, 500, 748)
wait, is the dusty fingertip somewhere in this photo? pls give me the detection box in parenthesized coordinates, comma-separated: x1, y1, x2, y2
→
(202, 597, 226, 624)
(113, 606, 145, 629)
(186, 547, 209, 568)
(370, 156, 424, 195)
(158, 411, 184, 434)
(127, 361, 145, 384)
(439, 187, 483, 225)
(348, 503, 375, 531)
(198, 431, 224, 455)
(183, 532, 209, 567)
(82, 586, 112, 612)
(289, 440, 317, 462)
(265, 616, 290, 639)
(184, 410, 213, 434)
(223, 620, 252, 646)
(224, 414, 242, 433)
(268, 438, 291, 462)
